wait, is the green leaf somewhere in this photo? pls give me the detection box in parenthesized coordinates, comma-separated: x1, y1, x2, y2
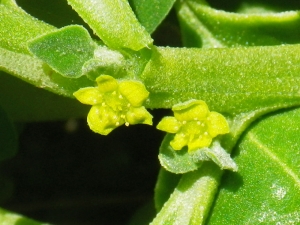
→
(0, 47, 94, 97)
(67, 0, 153, 51)
(0, 105, 17, 161)
(0, 1, 55, 54)
(28, 25, 97, 78)
(159, 135, 237, 174)
(176, 0, 300, 48)
(129, 0, 176, 34)
(0, 1, 95, 100)
(0, 208, 49, 225)
(207, 108, 300, 224)
(142, 45, 300, 115)
(158, 134, 202, 174)
(196, 141, 237, 171)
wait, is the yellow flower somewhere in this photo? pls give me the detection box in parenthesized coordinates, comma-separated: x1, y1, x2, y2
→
(157, 99, 229, 152)
(74, 75, 153, 135)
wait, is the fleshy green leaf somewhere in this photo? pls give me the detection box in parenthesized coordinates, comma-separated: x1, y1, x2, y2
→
(208, 107, 300, 224)
(0, 47, 94, 97)
(0, 105, 17, 161)
(176, 0, 300, 48)
(158, 134, 202, 174)
(67, 0, 153, 51)
(28, 25, 97, 78)
(197, 141, 237, 171)
(0, 1, 55, 54)
(142, 45, 300, 115)
(129, 0, 177, 34)
(0, 1, 94, 101)
(159, 135, 237, 174)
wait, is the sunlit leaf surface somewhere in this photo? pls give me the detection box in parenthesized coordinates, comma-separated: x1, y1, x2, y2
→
(208, 108, 300, 224)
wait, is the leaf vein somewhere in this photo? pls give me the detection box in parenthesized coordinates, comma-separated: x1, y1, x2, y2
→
(248, 132, 300, 188)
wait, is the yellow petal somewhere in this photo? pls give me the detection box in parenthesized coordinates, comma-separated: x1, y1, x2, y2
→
(118, 80, 149, 107)
(173, 100, 209, 121)
(73, 87, 102, 105)
(206, 111, 229, 137)
(157, 117, 181, 133)
(126, 106, 153, 125)
(96, 75, 118, 93)
(187, 135, 212, 152)
(170, 133, 188, 150)
(87, 105, 123, 135)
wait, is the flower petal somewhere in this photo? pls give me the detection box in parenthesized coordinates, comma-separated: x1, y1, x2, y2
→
(87, 105, 123, 135)
(173, 99, 209, 121)
(96, 75, 118, 93)
(118, 80, 149, 107)
(187, 134, 212, 152)
(73, 87, 103, 105)
(206, 111, 229, 137)
(126, 106, 153, 125)
(157, 117, 181, 133)
(170, 133, 189, 150)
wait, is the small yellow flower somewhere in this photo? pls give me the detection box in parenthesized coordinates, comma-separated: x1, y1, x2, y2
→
(74, 75, 153, 135)
(157, 99, 229, 152)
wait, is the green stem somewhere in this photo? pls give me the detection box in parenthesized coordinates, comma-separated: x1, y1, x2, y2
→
(151, 162, 222, 225)
(142, 45, 300, 115)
